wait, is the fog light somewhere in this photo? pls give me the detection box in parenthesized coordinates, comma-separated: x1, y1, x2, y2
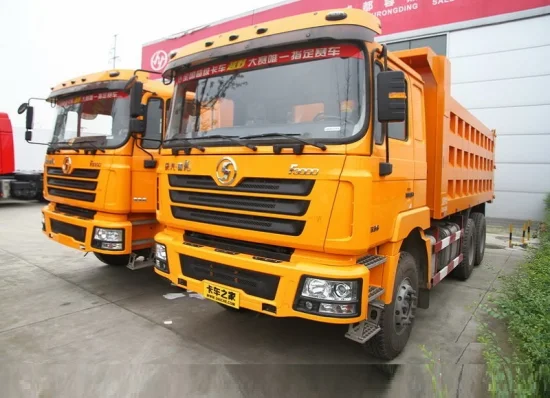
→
(305, 301, 313, 310)
(93, 228, 123, 242)
(101, 242, 123, 250)
(319, 303, 356, 315)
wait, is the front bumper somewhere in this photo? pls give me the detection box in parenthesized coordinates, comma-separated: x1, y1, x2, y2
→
(42, 203, 155, 255)
(155, 229, 372, 324)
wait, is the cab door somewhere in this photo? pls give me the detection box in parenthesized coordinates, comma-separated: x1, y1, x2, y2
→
(370, 62, 417, 244)
(130, 97, 164, 214)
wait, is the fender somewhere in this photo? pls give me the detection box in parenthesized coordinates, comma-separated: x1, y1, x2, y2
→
(390, 206, 431, 243)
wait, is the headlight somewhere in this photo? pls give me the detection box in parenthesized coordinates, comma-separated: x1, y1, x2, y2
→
(93, 228, 123, 242)
(153, 243, 169, 273)
(155, 243, 167, 261)
(301, 278, 358, 302)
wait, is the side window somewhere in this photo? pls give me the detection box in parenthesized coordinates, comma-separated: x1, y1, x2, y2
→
(373, 63, 407, 145)
(165, 98, 172, 134)
(143, 98, 163, 149)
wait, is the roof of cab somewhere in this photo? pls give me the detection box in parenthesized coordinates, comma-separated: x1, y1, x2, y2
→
(50, 69, 172, 97)
(166, 8, 381, 68)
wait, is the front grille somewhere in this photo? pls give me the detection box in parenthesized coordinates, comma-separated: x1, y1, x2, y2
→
(180, 254, 280, 300)
(48, 188, 96, 202)
(50, 219, 86, 242)
(47, 168, 100, 179)
(46, 167, 99, 203)
(172, 206, 305, 236)
(170, 190, 309, 216)
(169, 175, 314, 196)
(184, 231, 294, 262)
(55, 204, 97, 219)
(48, 177, 97, 191)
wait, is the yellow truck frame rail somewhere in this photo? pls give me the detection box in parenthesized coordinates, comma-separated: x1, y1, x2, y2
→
(154, 8, 495, 359)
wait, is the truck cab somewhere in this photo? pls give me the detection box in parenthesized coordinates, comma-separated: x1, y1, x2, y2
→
(20, 69, 172, 267)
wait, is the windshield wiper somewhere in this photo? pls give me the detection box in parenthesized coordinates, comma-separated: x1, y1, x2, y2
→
(163, 137, 206, 155)
(244, 133, 326, 151)
(192, 135, 257, 151)
(71, 140, 106, 153)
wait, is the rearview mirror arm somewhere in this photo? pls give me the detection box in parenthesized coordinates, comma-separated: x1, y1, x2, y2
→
(377, 45, 392, 177)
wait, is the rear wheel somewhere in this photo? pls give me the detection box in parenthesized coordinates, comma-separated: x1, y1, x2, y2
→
(93, 252, 130, 266)
(364, 251, 418, 360)
(453, 218, 476, 280)
(470, 212, 486, 266)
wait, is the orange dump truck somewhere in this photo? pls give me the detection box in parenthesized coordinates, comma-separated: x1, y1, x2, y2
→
(154, 9, 496, 359)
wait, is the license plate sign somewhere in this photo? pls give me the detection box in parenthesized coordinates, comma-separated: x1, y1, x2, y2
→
(203, 281, 240, 309)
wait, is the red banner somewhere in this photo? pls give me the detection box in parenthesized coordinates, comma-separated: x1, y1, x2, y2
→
(57, 91, 129, 107)
(142, 0, 547, 74)
(175, 44, 363, 84)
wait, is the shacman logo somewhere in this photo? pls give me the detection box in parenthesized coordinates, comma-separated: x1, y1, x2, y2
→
(150, 50, 168, 71)
(62, 156, 72, 175)
(216, 157, 237, 185)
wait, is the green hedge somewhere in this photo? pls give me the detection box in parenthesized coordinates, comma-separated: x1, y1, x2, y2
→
(480, 194, 550, 397)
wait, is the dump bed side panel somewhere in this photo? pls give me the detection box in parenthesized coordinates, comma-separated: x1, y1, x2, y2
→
(394, 48, 495, 219)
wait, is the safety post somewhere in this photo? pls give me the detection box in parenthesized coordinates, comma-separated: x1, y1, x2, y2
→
(522, 222, 526, 245)
(509, 224, 513, 248)
(527, 220, 531, 241)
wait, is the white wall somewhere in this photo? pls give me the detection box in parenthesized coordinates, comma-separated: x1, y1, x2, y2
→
(449, 14, 550, 221)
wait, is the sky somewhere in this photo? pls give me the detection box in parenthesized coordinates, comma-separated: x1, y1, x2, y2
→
(0, 0, 281, 132)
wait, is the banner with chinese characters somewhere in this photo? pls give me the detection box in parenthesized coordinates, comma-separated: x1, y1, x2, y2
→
(175, 44, 363, 84)
(143, 0, 547, 74)
(56, 91, 128, 107)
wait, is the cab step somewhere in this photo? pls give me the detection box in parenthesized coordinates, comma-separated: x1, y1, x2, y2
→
(368, 286, 385, 302)
(126, 252, 154, 271)
(345, 320, 381, 344)
(357, 254, 386, 269)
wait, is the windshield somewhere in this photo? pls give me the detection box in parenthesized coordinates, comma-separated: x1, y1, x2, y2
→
(51, 91, 130, 149)
(165, 43, 367, 146)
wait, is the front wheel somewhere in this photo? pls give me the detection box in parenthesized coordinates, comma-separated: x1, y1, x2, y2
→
(363, 251, 418, 360)
(93, 252, 130, 266)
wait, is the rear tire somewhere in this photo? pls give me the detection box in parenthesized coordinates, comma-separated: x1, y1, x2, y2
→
(470, 212, 486, 266)
(93, 252, 130, 266)
(363, 251, 418, 360)
(454, 218, 476, 280)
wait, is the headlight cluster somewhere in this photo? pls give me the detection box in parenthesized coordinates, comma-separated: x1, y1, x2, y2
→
(154, 243, 169, 273)
(295, 277, 360, 317)
(92, 228, 124, 251)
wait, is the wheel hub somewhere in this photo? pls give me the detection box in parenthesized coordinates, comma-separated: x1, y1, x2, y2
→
(394, 278, 417, 335)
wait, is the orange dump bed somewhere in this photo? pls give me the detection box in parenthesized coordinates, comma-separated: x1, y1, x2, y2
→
(394, 47, 496, 220)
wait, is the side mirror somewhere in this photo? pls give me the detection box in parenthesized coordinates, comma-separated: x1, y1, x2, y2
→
(377, 70, 406, 123)
(130, 81, 144, 118)
(17, 103, 28, 115)
(25, 130, 33, 142)
(25, 106, 35, 130)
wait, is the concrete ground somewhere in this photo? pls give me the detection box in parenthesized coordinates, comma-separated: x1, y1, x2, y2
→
(0, 203, 526, 397)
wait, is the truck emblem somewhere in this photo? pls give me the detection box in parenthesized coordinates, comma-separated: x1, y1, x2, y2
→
(216, 157, 237, 185)
(62, 156, 72, 174)
(178, 160, 191, 172)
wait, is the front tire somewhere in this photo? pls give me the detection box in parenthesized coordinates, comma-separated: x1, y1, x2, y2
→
(453, 218, 476, 280)
(470, 212, 486, 266)
(93, 252, 130, 266)
(364, 251, 418, 360)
